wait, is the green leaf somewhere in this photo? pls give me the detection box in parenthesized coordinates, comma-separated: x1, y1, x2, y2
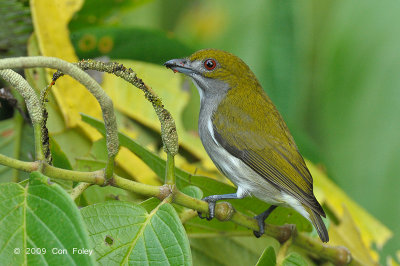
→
(49, 136, 72, 170)
(181, 185, 203, 200)
(282, 252, 308, 266)
(51, 128, 92, 167)
(70, 27, 193, 64)
(0, 117, 34, 183)
(82, 185, 132, 205)
(75, 158, 106, 172)
(190, 237, 278, 266)
(256, 246, 276, 266)
(88, 138, 108, 162)
(0, 118, 16, 182)
(139, 197, 161, 212)
(172, 186, 203, 217)
(49, 136, 73, 191)
(81, 201, 192, 265)
(0, 172, 94, 265)
(69, 0, 153, 31)
(0, 0, 32, 58)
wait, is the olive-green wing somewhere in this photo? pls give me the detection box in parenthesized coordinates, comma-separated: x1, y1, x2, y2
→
(212, 96, 325, 216)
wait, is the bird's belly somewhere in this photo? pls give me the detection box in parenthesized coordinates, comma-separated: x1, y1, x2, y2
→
(211, 146, 283, 204)
(199, 125, 284, 205)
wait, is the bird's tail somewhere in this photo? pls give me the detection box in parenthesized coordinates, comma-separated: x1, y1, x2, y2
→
(306, 207, 329, 242)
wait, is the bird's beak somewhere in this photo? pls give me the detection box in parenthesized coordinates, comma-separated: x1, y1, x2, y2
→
(164, 58, 195, 75)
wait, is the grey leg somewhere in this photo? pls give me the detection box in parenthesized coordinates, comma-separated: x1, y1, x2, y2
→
(198, 193, 240, 220)
(253, 205, 278, 238)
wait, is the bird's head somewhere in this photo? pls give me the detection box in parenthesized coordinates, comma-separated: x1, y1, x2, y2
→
(164, 49, 259, 99)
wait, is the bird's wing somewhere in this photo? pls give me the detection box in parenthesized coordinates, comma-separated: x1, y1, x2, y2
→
(212, 91, 325, 216)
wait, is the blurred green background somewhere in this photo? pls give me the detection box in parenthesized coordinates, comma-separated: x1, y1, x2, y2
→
(1, 0, 399, 262)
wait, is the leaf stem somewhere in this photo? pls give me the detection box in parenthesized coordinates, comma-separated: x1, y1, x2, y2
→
(165, 153, 175, 184)
(276, 237, 292, 264)
(42, 164, 104, 185)
(0, 153, 38, 172)
(33, 123, 44, 161)
(112, 174, 160, 198)
(294, 231, 353, 265)
(70, 182, 92, 201)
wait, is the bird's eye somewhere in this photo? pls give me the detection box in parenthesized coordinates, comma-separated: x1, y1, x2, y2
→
(204, 59, 217, 70)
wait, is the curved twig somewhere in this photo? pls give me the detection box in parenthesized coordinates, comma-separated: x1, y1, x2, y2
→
(0, 69, 45, 160)
(0, 57, 119, 180)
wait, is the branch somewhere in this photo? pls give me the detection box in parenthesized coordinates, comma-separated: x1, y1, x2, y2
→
(165, 153, 175, 184)
(0, 153, 38, 172)
(70, 182, 92, 201)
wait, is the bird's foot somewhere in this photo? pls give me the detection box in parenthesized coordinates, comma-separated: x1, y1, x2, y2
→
(253, 213, 265, 238)
(252, 205, 277, 238)
(197, 196, 217, 221)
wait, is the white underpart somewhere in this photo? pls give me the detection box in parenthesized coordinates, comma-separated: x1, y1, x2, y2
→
(236, 186, 249, 199)
(196, 82, 204, 102)
(190, 69, 205, 102)
(281, 193, 310, 220)
(207, 120, 219, 146)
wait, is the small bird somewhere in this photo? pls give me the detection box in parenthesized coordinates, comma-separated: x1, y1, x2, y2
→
(164, 49, 329, 242)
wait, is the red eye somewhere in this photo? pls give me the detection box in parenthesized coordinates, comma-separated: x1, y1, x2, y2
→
(204, 59, 217, 70)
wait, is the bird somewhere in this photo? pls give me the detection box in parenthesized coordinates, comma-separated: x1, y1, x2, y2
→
(164, 49, 329, 242)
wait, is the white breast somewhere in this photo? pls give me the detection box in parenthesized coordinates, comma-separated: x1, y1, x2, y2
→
(199, 114, 283, 204)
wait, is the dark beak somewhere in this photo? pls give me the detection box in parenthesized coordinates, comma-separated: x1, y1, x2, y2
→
(164, 59, 195, 75)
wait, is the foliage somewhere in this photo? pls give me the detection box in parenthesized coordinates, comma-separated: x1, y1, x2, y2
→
(0, 0, 32, 58)
(0, 0, 398, 265)
(0, 172, 94, 265)
(81, 201, 192, 265)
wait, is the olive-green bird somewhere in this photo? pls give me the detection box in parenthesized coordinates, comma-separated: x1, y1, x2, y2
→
(164, 49, 329, 242)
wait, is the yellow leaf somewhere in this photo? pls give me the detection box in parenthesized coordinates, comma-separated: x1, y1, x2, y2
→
(387, 255, 400, 266)
(30, 0, 82, 57)
(159, 151, 227, 183)
(30, 0, 102, 140)
(329, 206, 377, 265)
(307, 161, 392, 253)
(115, 147, 160, 186)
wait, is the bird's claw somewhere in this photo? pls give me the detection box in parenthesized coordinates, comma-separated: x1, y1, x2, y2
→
(197, 196, 216, 221)
(253, 214, 265, 238)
